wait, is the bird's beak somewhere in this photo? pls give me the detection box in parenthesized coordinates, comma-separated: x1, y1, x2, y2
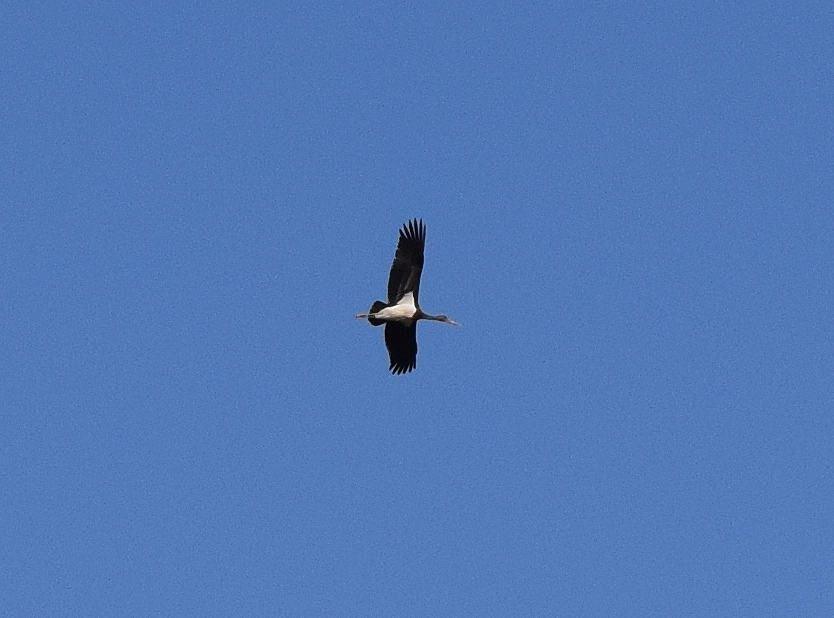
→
(449, 319, 461, 326)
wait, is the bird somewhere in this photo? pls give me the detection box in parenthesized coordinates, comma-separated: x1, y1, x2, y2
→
(356, 218, 459, 374)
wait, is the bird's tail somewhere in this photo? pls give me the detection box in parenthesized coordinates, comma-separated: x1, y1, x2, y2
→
(367, 301, 386, 326)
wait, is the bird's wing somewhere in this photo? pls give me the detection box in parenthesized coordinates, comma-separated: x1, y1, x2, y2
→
(387, 219, 425, 304)
(384, 322, 418, 375)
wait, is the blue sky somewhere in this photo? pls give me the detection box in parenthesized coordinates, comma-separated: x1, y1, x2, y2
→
(2, 1, 833, 616)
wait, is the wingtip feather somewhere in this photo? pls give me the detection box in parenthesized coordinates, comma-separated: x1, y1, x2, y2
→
(400, 218, 426, 243)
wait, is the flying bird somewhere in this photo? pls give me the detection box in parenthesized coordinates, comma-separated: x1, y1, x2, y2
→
(356, 219, 459, 374)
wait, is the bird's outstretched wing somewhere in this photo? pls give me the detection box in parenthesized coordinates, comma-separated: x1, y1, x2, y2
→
(384, 322, 418, 375)
(387, 219, 425, 304)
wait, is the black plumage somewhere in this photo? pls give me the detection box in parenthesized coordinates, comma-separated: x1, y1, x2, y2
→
(384, 322, 418, 375)
(356, 219, 459, 375)
(387, 218, 425, 306)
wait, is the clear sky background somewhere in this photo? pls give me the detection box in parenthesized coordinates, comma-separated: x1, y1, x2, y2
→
(2, 2, 833, 616)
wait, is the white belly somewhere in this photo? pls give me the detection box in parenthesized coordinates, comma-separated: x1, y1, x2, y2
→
(376, 292, 417, 322)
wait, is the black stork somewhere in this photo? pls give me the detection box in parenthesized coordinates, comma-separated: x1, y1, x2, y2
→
(356, 219, 459, 374)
